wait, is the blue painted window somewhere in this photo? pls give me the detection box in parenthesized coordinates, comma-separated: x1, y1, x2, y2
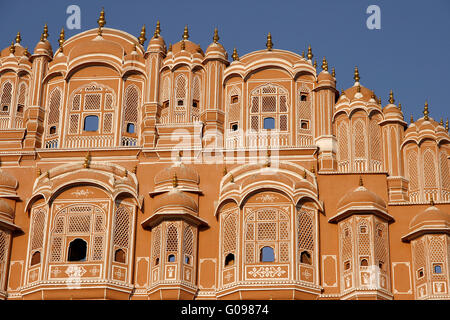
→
(126, 123, 135, 134)
(260, 246, 275, 262)
(263, 117, 275, 130)
(83, 115, 99, 131)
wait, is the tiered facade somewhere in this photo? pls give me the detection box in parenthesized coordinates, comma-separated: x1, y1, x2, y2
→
(0, 11, 449, 300)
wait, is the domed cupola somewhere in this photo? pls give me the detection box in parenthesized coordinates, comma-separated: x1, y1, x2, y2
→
(153, 160, 200, 192)
(329, 176, 393, 223)
(0, 199, 14, 221)
(0, 169, 18, 196)
(145, 21, 166, 55)
(32, 25, 53, 58)
(170, 25, 204, 58)
(382, 90, 404, 121)
(204, 28, 228, 62)
(317, 57, 335, 83)
(402, 199, 450, 242)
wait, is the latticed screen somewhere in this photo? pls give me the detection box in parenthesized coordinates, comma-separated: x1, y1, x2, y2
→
(357, 219, 371, 258)
(160, 76, 171, 103)
(244, 207, 290, 264)
(369, 118, 382, 161)
(423, 149, 437, 189)
(297, 208, 315, 265)
(48, 204, 107, 263)
(67, 83, 116, 136)
(166, 224, 179, 257)
(222, 210, 238, 259)
(46, 88, 62, 135)
(0, 81, 13, 114)
(0, 229, 10, 288)
(428, 235, 447, 282)
(340, 222, 353, 272)
(175, 74, 187, 106)
(338, 121, 349, 162)
(123, 85, 139, 134)
(249, 84, 289, 131)
(183, 225, 195, 264)
(227, 88, 241, 127)
(151, 225, 162, 266)
(440, 151, 450, 199)
(28, 207, 47, 268)
(113, 204, 133, 259)
(407, 149, 419, 191)
(412, 238, 426, 284)
(353, 120, 366, 158)
(16, 82, 27, 123)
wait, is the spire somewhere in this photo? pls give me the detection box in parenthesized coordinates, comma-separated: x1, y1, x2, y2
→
(398, 103, 402, 111)
(356, 85, 361, 93)
(313, 59, 317, 68)
(213, 27, 219, 43)
(180, 40, 185, 51)
(172, 173, 178, 188)
(341, 89, 345, 96)
(9, 41, 15, 55)
(440, 118, 444, 126)
(301, 51, 305, 58)
(41, 24, 49, 41)
(321, 56, 328, 71)
(446, 119, 449, 131)
(389, 90, 395, 104)
(58, 28, 65, 52)
(266, 32, 273, 51)
(23, 47, 29, 57)
(359, 176, 363, 186)
(353, 66, 360, 83)
(15, 31, 21, 44)
(232, 48, 239, 61)
(332, 67, 335, 77)
(97, 7, 106, 36)
(182, 25, 189, 40)
(138, 25, 146, 45)
(154, 20, 161, 38)
(307, 45, 313, 60)
(83, 151, 91, 168)
(168, 43, 172, 52)
(410, 114, 414, 123)
(423, 101, 429, 121)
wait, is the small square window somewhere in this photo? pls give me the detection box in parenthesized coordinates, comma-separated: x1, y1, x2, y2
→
(300, 120, 309, 129)
(377, 228, 383, 237)
(359, 226, 367, 234)
(231, 95, 239, 104)
(263, 117, 275, 130)
(417, 268, 424, 279)
(231, 123, 238, 131)
(344, 260, 351, 270)
(433, 264, 442, 274)
(177, 100, 184, 106)
(300, 94, 308, 101)
(2, 105, 8, 112)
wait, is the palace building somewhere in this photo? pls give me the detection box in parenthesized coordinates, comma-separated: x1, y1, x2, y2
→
(0, 9, 449, 300)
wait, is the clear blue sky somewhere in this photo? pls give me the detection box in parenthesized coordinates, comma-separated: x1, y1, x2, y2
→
(1, 0, 449, 122)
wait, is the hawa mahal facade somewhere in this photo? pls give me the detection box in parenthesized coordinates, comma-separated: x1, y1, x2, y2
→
(0, 9, 449, 300)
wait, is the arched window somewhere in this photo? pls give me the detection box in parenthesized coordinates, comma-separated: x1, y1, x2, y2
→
(83, 115, 99, 131)
(224, 253, 235, 267)
(46, 88, 62, 136)
(249, 84, 289, 132)
(168, 254, 176, 262)
(434, 264, 442, 274)
(126, 123, 135, 134)
(360, 258, 368, 267)
(67, 238, 87, 262)
(260, 246, 275, 262)
(300, 251, 312, 265)
(175, 74, 187, 107)
(114, 249, 126, 263)
(30, 251, 41, 266)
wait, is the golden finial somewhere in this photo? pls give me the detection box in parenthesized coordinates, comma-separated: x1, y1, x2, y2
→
(332, 67, 335, 77)
(266, 32, 273, 51)
(356, 85, 361, 93)
(58, 28, 65, 50)
(321, 57, 328, 71)
(378, 97, 382, 105)
(223, 166, 227, 176)
(182, 25, 189, 40)
(138, 25, 146, 45)
(423, 101, 429, 121)
(430, 196, 434, 206)
(15, 32, 21, 44)
(98, 7, 106, 27)
(303, 170, 307, 179)
(132, 165, 137, 174)
(398, 103, 402, 111)
(313, 59, 317, 68)
(440, 118, 444, 126)
(389, 90, 395, 104)
(410, 114, 414, 123)
(307, 45, 313, 60)
(124, 169, 128, 177)
(213, 27, 219, 43)
(9, 41, 15, 54)
(83, 151, 91, 168)
(23, 47, 29, 57)
(180, 40, 185, 51)
(154, 20, 161, 38)
(446, 119, 449, 131)
(232, 48, 239, 61)
(172, 173, 178, 188)
(301, 51, 305, 58)
(230, 173, 234, 183)
(168, 43, 172, 52)
(359, 176, 363, 186)
(36, 167, 41, 177)
(354, 66, 360, 82)
(46, 171, 50, 179)
(341, 89, 345, 96)
(311, 165, 316, 174)
(42, 24, 49, 41)
(371, 92, 376, 100)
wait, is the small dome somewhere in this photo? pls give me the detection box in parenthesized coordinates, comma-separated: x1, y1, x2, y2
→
(317, 70, 334, 82)
(0, 170, 18, 190)
(342, 85, 376, 103)
(153, 188, 198, 213)
(147, 34, 166, 52)
(33, 39, 53, 56)
(409, 205, 450, 230)
(337, 184, 386, 212)
(382, 104, 403, 120)
(0, 199, 14, 219)
(154, 163, 200, 186)
(171, 40, 204, 56)
(205, 42, 228, 59)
